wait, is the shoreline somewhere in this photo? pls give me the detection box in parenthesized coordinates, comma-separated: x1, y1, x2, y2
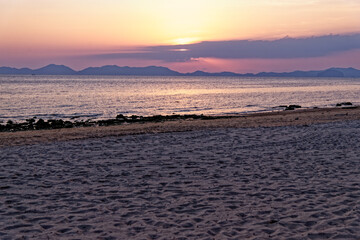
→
(1, 106, 359, 147)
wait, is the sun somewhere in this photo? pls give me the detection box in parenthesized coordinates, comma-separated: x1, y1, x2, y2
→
(172, 37, 199, 45)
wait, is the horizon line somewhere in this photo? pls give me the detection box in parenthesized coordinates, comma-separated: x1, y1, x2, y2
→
(1, 63, 359, 76)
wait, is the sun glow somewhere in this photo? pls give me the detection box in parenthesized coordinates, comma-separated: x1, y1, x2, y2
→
(170, 49, 189, 52)
(172, 38, 199, 45)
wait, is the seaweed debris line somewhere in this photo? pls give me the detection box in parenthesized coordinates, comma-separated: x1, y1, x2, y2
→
(0, 114, 234, 132)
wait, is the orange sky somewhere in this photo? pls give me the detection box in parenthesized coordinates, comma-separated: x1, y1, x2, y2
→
(1, 0, 360, 72)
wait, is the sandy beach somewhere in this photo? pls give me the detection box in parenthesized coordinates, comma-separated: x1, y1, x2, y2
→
(1, 107, 360, 239)
(1, 107, 360, 148)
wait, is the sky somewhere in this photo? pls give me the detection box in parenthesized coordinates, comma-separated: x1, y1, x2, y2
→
(1, 0, 360, 73)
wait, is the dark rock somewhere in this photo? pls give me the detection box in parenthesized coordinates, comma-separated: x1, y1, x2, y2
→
(35, 119, 50, 129)
(130, 115, 139, 121)
(97, 119, 121, 126)
(336, 102, 352, 106)
(48, 119, 64, 128)
(64, 121, 74, 128)
(285, 105, 301, 110)
(116, 114, 127, 120)
(26, 118, 36, 124)
(141, 115, 163, 122)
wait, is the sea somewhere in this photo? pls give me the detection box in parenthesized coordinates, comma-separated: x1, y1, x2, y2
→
(1, 75, 360, 123)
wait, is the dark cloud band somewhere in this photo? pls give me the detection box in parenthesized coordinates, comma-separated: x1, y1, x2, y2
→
(92, 34, 360, 62)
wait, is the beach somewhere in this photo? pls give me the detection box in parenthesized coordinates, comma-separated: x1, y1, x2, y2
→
(1, 107, 360, 239)
(3, 0, 360, 238)
(1, 107, 360, 147)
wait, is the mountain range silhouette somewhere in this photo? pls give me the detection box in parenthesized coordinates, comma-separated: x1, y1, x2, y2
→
(1, 64, 360, 77)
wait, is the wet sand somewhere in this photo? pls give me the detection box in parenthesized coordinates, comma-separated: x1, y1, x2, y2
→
(1, 108, 360, 239)
(1, 106, 360, 147)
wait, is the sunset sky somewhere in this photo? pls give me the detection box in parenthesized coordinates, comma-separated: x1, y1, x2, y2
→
(1, 0, 360, 73)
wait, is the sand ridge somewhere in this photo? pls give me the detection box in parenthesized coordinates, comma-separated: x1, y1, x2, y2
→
(1, 106, 360, 147)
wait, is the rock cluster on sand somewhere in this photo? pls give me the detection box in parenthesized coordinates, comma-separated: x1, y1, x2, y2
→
(0, 114, 232, 132)
(284, 105, 302, 111)
(336, 102, 352, 106)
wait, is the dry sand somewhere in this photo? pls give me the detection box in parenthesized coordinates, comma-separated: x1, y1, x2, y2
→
(1, 106, 360, 147)
(1, 107, 360, 239)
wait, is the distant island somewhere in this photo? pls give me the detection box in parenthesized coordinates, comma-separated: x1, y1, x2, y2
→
(1, 64, 360, 77)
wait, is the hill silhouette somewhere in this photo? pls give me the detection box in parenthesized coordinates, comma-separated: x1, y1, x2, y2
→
(1, 64, 360, 77)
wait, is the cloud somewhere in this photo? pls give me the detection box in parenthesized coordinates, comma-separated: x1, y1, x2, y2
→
(91, 34, 360, 62)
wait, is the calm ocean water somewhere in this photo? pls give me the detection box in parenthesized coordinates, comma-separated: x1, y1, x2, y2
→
(1, 75, 360, 122)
